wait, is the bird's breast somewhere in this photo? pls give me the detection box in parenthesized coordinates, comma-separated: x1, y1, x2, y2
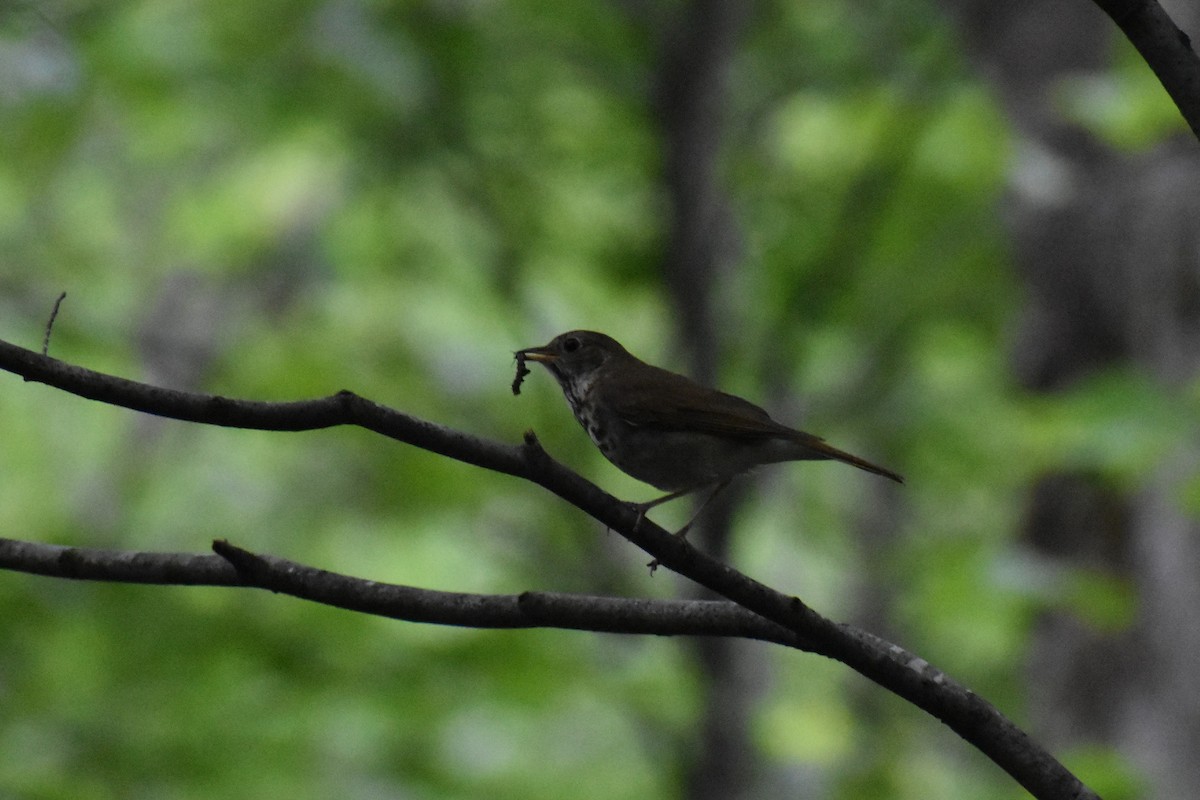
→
(565, 392, 617, 461)
(557, 371, 774, 492)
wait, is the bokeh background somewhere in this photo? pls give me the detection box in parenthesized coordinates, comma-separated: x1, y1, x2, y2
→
(2, 1, 1199, 798)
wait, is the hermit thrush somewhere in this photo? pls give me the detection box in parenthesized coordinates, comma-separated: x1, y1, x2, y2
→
(516, 330, 902, 535)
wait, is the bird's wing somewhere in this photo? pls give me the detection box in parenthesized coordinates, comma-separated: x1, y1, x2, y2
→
(603, 365, 905, 483)
(605, 366, 797, 439)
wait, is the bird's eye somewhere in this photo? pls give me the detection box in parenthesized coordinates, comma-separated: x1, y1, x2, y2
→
(563, 336, 581, 353)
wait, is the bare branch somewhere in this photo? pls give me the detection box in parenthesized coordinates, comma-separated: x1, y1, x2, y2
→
(0, 335, 1098, 800)
(1093, 0, 1200, 139)
(0, 536, 796, 643)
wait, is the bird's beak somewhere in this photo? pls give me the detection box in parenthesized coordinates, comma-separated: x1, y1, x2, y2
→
(516, 345, 557, 363)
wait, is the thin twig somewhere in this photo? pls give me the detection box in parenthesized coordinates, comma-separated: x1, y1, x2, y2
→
(41, 291, 67, 356)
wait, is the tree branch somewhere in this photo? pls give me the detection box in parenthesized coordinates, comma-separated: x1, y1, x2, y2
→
(0, 335, 1098, 800)
(0, 536, 797, 643)
(1093, 0, 1200, 139)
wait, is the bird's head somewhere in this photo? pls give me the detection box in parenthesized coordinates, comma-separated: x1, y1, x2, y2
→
(516, 330, 630, 387)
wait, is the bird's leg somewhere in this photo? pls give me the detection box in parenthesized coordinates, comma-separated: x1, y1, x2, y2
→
(643, 480, 731, 574)
(673, 480, 730, 539)
(631, 480, 731, 537)
(629, 488, 694, 531)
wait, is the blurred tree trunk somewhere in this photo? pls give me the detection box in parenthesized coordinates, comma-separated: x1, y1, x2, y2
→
(650, 2, 762, 799)
(945, 1, 1200, 796)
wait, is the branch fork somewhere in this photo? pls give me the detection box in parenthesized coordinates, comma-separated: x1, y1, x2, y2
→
(0, 333, 1097, 800)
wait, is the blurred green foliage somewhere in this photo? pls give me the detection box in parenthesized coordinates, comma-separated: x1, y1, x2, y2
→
(1, 0, 1185, 797)
(1057, 33, 1191, 150)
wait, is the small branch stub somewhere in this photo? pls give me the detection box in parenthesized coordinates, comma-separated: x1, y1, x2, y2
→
(521, 430, 549, 464)
(212, 538, 267, 582)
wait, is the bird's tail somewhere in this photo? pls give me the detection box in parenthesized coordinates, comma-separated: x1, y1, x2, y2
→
(790, 432, 904, 484)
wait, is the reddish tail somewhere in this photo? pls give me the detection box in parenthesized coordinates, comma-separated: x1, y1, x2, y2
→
(793, 433, 904, 484)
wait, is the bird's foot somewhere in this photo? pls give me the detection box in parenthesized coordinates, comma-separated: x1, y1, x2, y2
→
(645, 523, 693, 574)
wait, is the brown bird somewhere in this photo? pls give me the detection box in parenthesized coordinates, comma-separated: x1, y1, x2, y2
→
(516, 330, 902, 535)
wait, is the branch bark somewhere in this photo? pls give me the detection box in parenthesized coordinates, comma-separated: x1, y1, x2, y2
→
(0, 335, 1098, 800)
(1093, 0, 1200, 139)
(0, 537, 798, 642)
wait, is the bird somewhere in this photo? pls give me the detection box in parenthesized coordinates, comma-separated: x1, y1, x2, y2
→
(515, 330, 902, 536)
